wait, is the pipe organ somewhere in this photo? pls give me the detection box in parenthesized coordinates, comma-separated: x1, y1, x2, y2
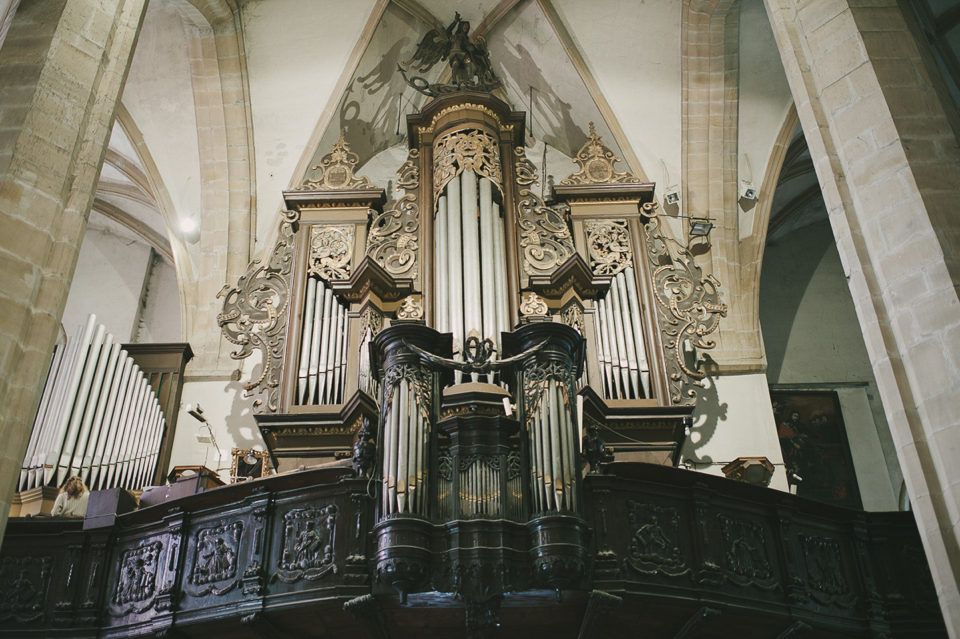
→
(20, 314, 166, 493)
(220, 85, 724, 626)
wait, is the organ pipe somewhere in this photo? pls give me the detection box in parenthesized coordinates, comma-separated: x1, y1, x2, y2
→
(20, 315, 167, 492)
(593, 270, 651, 399)
(296, 278, 350, 406)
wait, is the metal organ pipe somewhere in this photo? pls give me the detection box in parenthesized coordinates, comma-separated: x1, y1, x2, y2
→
(19, 316, 167, 492)
(296, 278, 349, 406)
(447, 174, 465, 380)
(593, 270, 650, 399)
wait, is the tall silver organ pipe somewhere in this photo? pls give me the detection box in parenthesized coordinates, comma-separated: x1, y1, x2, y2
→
(593, 268, 650, 399)
(380, 374, 429, 516)
(19, 314, 166, 492)
(434, 169, 508, 382)
(295, 277, 349, 405)
(528, 377, 579, 513)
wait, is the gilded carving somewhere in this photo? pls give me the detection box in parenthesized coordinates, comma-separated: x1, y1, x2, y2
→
(187, 523, 242, 597)
(560, 303, 584, 334)
(522, 359, 576, 428)
(218, 209, 298, 413)
(560, 123, 640, 186)
(641, 201, 727, 404)
(515, 147, 575, 279)
(623, 501, 690, 578)
(298, 131, 375, 191)
(358, 306, 383, 339)
(382, 363, 432, 424)
(519, 292, 548, 317)
(433, 128, 502, 202)
(585, 219, 632, 276)
(367, 149, 420, 281)
(397, 295, 424, 320)
(308, 225, 354, 281)
(277, 506, 338, 583)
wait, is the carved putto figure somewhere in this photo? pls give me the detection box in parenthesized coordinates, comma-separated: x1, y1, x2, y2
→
(399, 12, 501, 97)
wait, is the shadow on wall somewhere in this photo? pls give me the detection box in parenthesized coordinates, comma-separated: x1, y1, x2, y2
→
(682, 372, 728, 466)
(494, 42, 588, 156)
(224, 379, 263, 474)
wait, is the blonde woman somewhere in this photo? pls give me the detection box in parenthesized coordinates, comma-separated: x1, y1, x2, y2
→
(52, 476, 89, 518)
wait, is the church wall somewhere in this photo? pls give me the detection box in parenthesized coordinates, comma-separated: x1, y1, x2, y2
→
(685, 372, 788, 490)
(737, 0, 794, 240)
(122, 0, 201, 252)
(137, 252, 182, 343)
(239, 0, 381, 253)
(761, 218, 900, 510)
(61, 213, 153, 344)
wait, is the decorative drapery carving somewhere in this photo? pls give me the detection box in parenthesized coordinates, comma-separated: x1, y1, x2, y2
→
(298, 131, 375, 191)
(218, 210, 298, 413)
(433, 128, 502, 202)
(585, 219, 632, 276)
(308, 225, 354, 281)
(522, 359, 576, 426)
(640, 201, 726, 404)
(514, 147, 575, 278)
(367, 149, 420, 281)
(560, 123, 640, 186)
(381, 363, 432, 424)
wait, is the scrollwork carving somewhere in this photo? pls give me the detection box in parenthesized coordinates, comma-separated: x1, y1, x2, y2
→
(519, 292, 548, 317)
(433, 128, 502, 202)
(585, 219, 632, 275)
(308, 225, 354, 281)
(641, 201, 727, 404)
(560, 123, 640, 186)
(367, 149, 420, 281)
(218, 209, 298, 413)
(397, 295, 424, 320)
(515, 147, 575, 279)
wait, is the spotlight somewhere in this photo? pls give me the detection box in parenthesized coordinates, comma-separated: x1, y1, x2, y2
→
(688, 218, 714, 237)
(664, 185, 680, 205)
(739, 179, 757, 200)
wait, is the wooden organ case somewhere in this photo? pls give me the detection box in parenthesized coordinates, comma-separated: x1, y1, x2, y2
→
(218, 91, 727, 627)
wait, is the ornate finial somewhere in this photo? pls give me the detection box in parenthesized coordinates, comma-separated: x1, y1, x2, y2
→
(298, 130, 375, 191)
(560, 122, 641, 186)
(398, 13, 501, 97)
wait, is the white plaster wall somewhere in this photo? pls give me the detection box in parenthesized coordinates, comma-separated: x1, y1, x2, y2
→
(554, 0, 682, 187)
(62, 213, 151, 343)
(138, 258, 182, 343)
(122, 0, 201, 240)
(738, 0, 793, 239)
(169, 379, 261, 484)
(240, 0, 378, 251)
(684, 372, 789, 490)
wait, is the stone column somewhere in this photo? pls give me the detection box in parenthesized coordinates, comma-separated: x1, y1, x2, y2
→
(764, 0, 960, 631)
(0, 0, 148, 542)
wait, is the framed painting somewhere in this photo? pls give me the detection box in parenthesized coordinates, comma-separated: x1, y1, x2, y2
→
(769, 389, 863, 510)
